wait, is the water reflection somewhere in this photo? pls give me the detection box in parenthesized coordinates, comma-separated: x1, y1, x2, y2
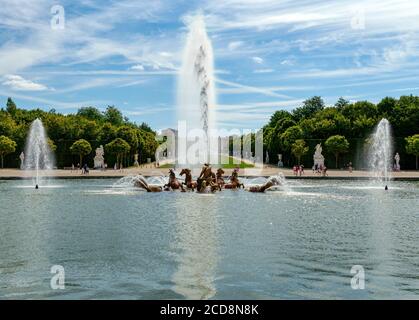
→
(172, 194, 218, 299)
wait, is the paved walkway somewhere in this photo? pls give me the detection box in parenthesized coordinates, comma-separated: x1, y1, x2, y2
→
(1, 168, 418, 180)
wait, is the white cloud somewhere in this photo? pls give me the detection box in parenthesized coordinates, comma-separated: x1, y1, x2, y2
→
(130, 64, 145, 71)
(252, 56, 264, 64)
(124, 106, 172, 116)
(228, 41, 244, 50)
(0, 89, 105, 110)
(216, 78, 291, 98)
(254, 69, 274, 73)
(159, 51, 173, 57)
(280, 59, 295, 66)
(2, 74, 48, 91)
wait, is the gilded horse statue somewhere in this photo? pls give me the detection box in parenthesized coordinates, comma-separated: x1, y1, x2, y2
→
(133, 176, 162, 192)
(224, 168, 244, 189)
(164, 169, 185, 191)
(216, 168, 225, 189)
(248, 176, 281, 192)
(179, 168, 197, 191)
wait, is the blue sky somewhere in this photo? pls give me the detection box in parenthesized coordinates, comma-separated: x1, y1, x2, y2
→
(1, 0, 419, 131)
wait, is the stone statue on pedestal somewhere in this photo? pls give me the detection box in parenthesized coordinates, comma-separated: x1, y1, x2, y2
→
(277, 154, 283, 167)
(94, 145, 105, 169)
(20, 152, 25, 170)
(313, 143, 325, 169)
(394, 152, 400, 171)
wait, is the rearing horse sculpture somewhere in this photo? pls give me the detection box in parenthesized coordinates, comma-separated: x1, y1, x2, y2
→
(180, 168, 197, 191)
(216, 168, 225, 189)
(248, 176, 281, 192)
(224, 168, 244, 189)
(133, 176, 162, 192)
(164, 169, 185, 191)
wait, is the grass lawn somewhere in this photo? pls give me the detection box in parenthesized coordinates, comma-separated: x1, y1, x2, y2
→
(159, 156, 254, 169)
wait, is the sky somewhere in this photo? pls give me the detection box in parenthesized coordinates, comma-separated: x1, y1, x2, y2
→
(1, 0, 419, 131)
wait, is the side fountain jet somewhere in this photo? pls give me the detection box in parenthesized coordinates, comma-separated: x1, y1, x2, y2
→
(24, 118, 54, 189)
(368, 118, 393, 189)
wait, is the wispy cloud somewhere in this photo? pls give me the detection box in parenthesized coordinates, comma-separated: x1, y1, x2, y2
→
(253, 69, 274, 73)
(227, 41, 244, 50)
(252, 56, 264, 64)
(2, 74, 48, 91)
(0, 89, 105, 110)
(124, 106, 173, 116)
(1, 0, 419, 131)
(216, 78, 291, 98)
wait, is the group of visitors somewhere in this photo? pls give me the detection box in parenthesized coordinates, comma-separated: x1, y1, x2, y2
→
(70, 163, 90, 174)
(313, 163, 328, 176)
(81, 164, 89, 174)
(292, 165, 304, 176)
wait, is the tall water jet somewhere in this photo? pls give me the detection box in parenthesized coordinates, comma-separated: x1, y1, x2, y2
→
(177, 15, 217, 166)
(368, 118, 393, 185)
(24, 119, 54, 188)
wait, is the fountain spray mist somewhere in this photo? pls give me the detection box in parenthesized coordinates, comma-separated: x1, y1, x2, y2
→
(24, 119, 54, 188)
(177, 15, 217, 166)
(368, 118, 393, 186)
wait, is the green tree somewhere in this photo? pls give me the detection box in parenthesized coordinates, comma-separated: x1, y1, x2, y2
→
(392, 95, 419, 137)
(325, 135, 350, 168)
(342, 101, 378, 121)
(280, 125, 303, 151)
(268, 110, 293, 127)
(47, 138, 57, 152)
(104, 106, 124, 126)
(116, 126, 139, 166)
(377, 97, 396, 117)
(106, 138, 130, 168)
(335, 97, 350, 109)
(139, 122, 153, 133)
(6, 97, 17, 115)
(138, 130, 159, 163)
(70, 139, 92, 165)
(0, 135, 17, 168)
(405, 134, 419, 169)
(77, 107, 104, 122)
(291, 139, 309, 165)
(0, 112, 17, 137)
(100, 122, 117, 145)
(293, 96, 325, 121)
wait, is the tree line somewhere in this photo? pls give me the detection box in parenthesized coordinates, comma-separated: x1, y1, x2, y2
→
(262, 95, 419, 169)
(1, 95, 419, 170)
(0, 98, 159, 168)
